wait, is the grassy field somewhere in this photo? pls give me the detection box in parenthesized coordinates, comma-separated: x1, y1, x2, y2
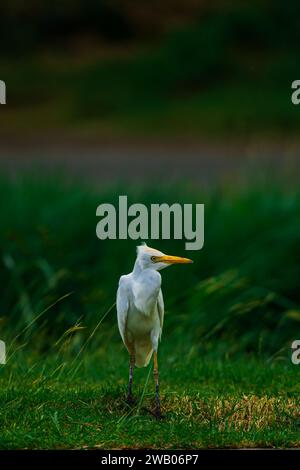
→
(0, 353, 300, 449)
(1, 174, 300, 448)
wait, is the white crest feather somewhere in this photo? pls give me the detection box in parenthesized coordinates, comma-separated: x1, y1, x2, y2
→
(136, 242, 148, 255)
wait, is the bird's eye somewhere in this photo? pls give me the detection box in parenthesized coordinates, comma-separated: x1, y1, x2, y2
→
(151, 256, 156, 262)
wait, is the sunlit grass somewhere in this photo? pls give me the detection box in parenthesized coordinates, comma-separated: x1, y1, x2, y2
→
(0, 354, 300, 449)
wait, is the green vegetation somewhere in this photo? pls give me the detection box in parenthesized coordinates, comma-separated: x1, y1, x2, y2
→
(0, 175, 300, 448)
(0, 356, 300, 449)
(1, 1, 300, 136)
(1, 175, 300, 356)
(1, 0, 299, 450)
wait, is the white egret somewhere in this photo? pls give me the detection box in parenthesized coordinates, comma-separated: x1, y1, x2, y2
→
(117, 243, 193, 418)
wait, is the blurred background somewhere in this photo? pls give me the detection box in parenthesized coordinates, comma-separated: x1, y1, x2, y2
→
(0, 0, 300, 362)
(1, 0, 300, 181)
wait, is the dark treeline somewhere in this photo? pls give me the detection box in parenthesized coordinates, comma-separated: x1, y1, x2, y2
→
(0, 0, 299, 56)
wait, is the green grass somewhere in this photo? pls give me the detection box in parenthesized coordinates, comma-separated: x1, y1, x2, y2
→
(1, 353, 300, 449)
(1, 174, 300, 448)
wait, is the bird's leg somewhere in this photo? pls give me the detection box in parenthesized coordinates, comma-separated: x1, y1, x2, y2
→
(153, 351, 162, 419)
(126, 352, 135, 405)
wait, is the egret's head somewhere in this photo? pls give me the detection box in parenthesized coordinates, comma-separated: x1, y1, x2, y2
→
(136, 243, 193, 271)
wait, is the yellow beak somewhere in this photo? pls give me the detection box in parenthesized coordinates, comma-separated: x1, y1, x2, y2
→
(155, 255, 193, 264)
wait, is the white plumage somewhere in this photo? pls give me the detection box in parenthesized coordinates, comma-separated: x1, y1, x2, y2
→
(116, 243, 192, 416)
(117, 246, 164, 367)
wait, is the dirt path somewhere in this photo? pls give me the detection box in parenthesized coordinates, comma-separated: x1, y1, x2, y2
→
(0, 134, 299, 184)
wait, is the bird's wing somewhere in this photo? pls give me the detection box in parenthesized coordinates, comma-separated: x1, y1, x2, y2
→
(116, 275, 129, 346)
(157, 288, 164, 338)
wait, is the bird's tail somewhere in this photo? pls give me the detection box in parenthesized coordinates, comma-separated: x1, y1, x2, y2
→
(135, 344, 153, 368)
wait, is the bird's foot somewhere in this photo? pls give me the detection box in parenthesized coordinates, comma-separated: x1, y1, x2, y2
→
(154, 406, 164, 420)
(126, 394, 136, 406)
(155, 411, 163, 420)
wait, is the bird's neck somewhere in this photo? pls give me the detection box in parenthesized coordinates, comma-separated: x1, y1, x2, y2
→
(132, 259, 143, 276)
